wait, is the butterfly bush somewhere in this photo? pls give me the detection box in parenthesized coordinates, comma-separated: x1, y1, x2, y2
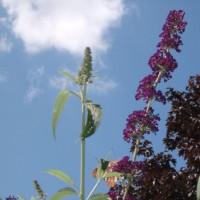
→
(108, 185, 138, 200)
(125, 9, 186, 148)
(123, 108, 160, 143)
(108, 10, 187, 200)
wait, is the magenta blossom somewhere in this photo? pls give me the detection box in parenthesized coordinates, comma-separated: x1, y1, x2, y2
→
(112, 156, 133, 173)
(158, 10, 187, 52)
(148, 50, 178, 82)
(108, 185, 138, 200)
(107, 190, 120, 199)
(123, 107, 160, 143)
(112, 156, 144, 176)
(135, 74, 166, 104)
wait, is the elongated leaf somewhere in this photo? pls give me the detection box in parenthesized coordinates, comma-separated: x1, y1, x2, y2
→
(50, 187, 77, 200)
(80, 103, 102, 138)
(67, 90, 81, 99)
(17, 195, 26, 200)
(197, 176, 200, 200)
(104, 172, 122, 178)
(89, 193, 109, 200)
(45, 169, 75, 186)
(52, 90, 70, 138)
(59, 71, 77, 83)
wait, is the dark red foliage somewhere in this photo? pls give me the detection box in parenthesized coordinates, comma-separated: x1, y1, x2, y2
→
(108, 76, 199, 200)
(137, 75, 200, 199)
(136, 153, 198, 200)
(164, 75, 200, 170)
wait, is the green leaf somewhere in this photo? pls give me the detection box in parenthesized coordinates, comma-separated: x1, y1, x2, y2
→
(67, 90, 81, 99)
(45, 169, 75, 186)
(50, 187, 77, 200)
(80, 103, 102, 138)
(52, 89, 81, 138)
(197, 176, 200, 200)
(17, 195, 26, 200)
(59, 71, 77, 83)
(52, 90, 70, 138)
(89, 193, 109, 200)
(104, 172, 122, 178)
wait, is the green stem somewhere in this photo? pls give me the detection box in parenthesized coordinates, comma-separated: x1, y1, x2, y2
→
(80, 83, 87, 200)
(132, 133, 142, 162)
(80, 139, 85, 200)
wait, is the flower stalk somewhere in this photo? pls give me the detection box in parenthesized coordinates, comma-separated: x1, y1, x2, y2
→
(132, 69, 165, 162)
(78, 47, 93, 200)
(109, 10, 187, 200)
(80, 83, 87, 200)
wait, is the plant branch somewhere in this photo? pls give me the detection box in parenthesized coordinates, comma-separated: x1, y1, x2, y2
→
(80, 83, 87, 200)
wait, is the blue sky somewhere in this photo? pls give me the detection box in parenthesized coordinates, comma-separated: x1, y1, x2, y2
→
(0, 0, 200, 199)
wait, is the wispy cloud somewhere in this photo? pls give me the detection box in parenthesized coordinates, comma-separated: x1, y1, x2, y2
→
(88, 78, 118, 95)
(0, 35, 13, 52)
(24, 87, 43, 102)
(24, 66, 45, 102)
(49, 73, 117, 95)
(2, 0, 126, 55)
(49, 76, 75, 90)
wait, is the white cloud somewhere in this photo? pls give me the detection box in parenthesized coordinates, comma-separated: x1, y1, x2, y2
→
(88, 78, 118, 95)
(1, 0, 126, 55)
(0, 35, 13, 52)
(49, 76, 75, 90)
(49, 74, 117, 95)
(24, 66, 45, 102)
(24, 87, 43, 102)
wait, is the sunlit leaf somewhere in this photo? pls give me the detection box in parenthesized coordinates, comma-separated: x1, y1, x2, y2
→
(89, 193, 109, 200)
(59, 71, 77, 83)
(52, 90, 70, 138)
(67, 90, 81, 99)
(104, 172, 122, 178)
(80, 103, 102, 138)
(45, 169, 75, 186)
(17, 195, 26, 200)
(50, 187, 77, 200)
(52, 89, 81, 138)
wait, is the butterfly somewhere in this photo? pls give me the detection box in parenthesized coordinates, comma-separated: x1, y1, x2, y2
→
(91, 159, 121, 187)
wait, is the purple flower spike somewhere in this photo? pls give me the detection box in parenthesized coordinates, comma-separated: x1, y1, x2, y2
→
(107, 190, 120, 199)
(133, 161, 144, 171)
(148, 50, 178, 81)
(112, 156, 133, 173)
(108, 186, 138, 200)
(135, 74, 166, 104)
(158, 10, 187, 52)
(123, 108, 160, 143)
